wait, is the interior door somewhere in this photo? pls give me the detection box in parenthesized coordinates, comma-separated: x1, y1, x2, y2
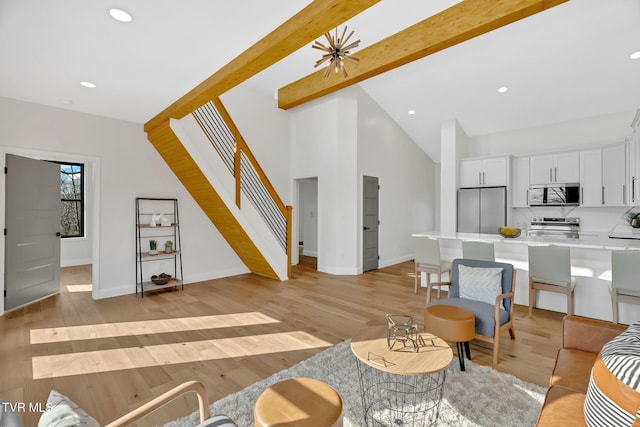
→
(362, 176, 379, 272)
(5, 154, 61, 310)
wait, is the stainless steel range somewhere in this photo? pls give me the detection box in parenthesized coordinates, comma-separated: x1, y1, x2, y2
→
(527, 217, 580, 239)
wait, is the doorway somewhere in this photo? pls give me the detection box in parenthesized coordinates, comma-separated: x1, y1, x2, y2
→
(362, 175, 379, 272)
(1, 149, 99, 314)
(296, 178, 318, 269)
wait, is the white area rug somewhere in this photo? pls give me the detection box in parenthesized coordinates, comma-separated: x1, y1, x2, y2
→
(163, 340, 547, 427)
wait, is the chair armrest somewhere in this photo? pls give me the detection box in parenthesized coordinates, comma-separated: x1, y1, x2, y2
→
(562, 315, 626, 353)
(104, 381, 210, 427)
(494, 292, 514, 319)
(426, 281, 451, 303)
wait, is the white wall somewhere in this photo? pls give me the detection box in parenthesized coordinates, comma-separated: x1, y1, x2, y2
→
(356, 88, 436, 267)
(290, 87, 437, 274)
(221, 86, 291, 202)
(0, 96, 251, 312)
(466, 110, 635, 158)
(440, 119, 468, 233)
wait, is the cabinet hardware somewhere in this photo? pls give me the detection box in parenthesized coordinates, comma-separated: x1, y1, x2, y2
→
(623, 184, 626, 205)
(549, 168, 553, 182)
(555, 167, 558, 182)
(602, 186, 605, 205)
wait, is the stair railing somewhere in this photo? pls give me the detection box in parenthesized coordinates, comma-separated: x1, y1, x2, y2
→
(192, 99, 292, 278)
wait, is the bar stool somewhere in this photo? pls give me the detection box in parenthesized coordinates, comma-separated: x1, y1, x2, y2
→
(462, 240, 495, 262)
(610, 250, 640, 324)
(254, 377, 343, 427)
(413, 236, 452, 296)
(528, 244, 576, 317)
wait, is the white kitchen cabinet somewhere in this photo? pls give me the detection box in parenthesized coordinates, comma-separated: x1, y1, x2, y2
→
(511, 156, 529, 207)
(579, 149, 603, 206)
(530, 152, 579, 184)
(579, 144, 627, 207)
(602, 144, 627, 206)
(459, 156, 508, 188)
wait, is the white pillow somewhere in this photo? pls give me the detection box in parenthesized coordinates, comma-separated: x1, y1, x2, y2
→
(458, 264, 505, 309)
(38, 390, 99, 427)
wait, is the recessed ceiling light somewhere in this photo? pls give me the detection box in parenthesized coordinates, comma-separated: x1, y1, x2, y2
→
(497, 86, 508, 93)
(109, 8, 133, 23)
(80, 81, 97, 89)
(630, 51, 640, 60)
(408, 110, 416, 115)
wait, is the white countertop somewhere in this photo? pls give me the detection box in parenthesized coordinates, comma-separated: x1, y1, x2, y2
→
(412, 230, 640, 250)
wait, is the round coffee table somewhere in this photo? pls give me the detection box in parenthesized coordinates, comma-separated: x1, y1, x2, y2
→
(351, 335, 453, 426)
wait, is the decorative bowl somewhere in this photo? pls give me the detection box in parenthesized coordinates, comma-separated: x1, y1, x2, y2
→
(151, 274, 172, 285)
(499, 228, 521, 238)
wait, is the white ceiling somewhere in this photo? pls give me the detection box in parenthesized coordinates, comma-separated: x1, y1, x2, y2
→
(1, 0, 639, 162)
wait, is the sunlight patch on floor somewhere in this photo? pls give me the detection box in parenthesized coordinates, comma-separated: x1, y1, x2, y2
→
(65, 284, 92, 292)
(31, 331, 331, 379)
(30, 312, 280, 344)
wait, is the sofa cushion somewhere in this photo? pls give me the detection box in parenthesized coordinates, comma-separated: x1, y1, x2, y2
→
(583, 321, 640, 427)
(550, 348, 598, 393)
(536, 386, 587, 427)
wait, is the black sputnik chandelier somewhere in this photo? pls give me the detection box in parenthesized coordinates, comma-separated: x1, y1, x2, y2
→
(312, 26, 360, 78)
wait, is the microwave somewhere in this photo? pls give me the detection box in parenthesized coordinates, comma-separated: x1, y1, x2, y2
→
(528, 184, 580, 206)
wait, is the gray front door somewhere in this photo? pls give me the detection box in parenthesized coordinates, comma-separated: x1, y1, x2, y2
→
(5, 154, 61, 311)
(363, 176, 379, 272)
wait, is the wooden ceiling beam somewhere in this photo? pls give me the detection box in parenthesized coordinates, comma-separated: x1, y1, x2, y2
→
(277, 0, 569, 110)
(144, 0, 381, 133)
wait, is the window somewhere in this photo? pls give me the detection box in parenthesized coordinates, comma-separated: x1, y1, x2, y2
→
(57, 162, 84, 238)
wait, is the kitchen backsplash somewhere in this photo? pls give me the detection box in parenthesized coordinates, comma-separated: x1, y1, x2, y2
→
(510, 206, 630, 233)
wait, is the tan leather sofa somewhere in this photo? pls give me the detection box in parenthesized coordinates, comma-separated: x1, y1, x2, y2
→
(535, 315, 626, 426)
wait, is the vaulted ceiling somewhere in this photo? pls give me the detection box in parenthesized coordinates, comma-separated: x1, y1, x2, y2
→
(1, 0, 639, 161)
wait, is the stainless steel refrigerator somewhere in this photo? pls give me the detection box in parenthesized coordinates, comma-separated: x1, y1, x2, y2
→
(457, 186, 507, 234)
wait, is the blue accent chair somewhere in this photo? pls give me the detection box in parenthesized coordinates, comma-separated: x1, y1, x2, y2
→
(425, 258, 516, 364)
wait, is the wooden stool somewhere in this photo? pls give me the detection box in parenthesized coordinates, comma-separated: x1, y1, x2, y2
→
(254, 377, 343, 427)
(424, 305, 475, 371)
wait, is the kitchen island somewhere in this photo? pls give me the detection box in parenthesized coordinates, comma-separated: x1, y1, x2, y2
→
(412, 231, 640, 324)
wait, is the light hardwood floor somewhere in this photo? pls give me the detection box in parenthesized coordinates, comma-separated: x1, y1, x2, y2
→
(0, 258, 564, 426)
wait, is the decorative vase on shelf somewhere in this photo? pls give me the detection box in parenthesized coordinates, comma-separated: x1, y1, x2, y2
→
(165, 240, 173, 254)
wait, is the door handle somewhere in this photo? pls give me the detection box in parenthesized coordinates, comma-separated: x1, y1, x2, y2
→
(56, 232, 61, 237)
(363, 226, 370, 230)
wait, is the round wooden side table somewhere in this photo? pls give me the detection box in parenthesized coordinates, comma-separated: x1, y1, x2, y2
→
(351, 335, 453, 426)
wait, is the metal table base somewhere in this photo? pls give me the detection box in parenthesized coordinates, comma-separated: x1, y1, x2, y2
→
(355, 358, 447, 427)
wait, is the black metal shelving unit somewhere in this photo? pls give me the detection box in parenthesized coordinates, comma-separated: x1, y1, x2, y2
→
(135, 197, 183, 297)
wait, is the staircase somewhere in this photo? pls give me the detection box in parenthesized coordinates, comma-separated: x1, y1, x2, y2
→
(146, 98, 291, 280)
